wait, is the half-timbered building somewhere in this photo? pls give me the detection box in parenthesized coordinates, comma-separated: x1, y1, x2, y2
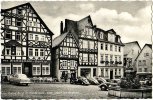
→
(52, 29, 79, 81)
(63, 16, 98, 77)
(1, 3, 53, 78)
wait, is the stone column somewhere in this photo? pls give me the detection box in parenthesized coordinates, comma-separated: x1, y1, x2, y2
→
(78, 67, 80, 77)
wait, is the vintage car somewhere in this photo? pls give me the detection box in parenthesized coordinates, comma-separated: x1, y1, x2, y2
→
(98, 78, 120, 91)
(71, 76, 90, 85)
(9, 74, 31, 86)
(87, 77, 99, 85)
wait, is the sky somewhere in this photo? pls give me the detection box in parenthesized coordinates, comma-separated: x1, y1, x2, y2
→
(1, 1, 152, 48)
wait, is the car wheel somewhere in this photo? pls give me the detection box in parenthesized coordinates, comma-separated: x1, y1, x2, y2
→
(101, 86, 106, 91)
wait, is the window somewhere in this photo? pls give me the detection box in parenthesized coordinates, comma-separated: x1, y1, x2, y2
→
(13, 66, 21, 74)
(63, 48, 68, 55)
(83, 54, 88, 62)
(70, 60, 75, 67)
(16, 18, 22, 27)
(33, 66, 41, 75)
(17, 9, 22, 15)
(71, 48, 76, 55)
(144, 53, 149, 57)
(138, 60, 141, 66)
(105, 55, 108, 61)
(29, 49, 33, 56)
(100, 32, 103, 39)
(41, 36, 45, 41)
(105, 44, 108, 50)
(105, 68, 108, 77)
(115, 69, 117, 75)
(40, 49, 44, 56)
(115, 45, 117, 52)
(42, 65, 50, 75)
(101, 68, 104, 77)
(2, 67, 11, 75)
(62, 60, 67, 67)
(110, 55, 113, 61)
(89, 54, 94, 62)
(83, 40, 88, 49)
(5, 31, 12, 39)
(28, 21, 33, 26)
(101, 43, 103, 50)
(16, 32, 21, 41)
(89, 41, 94, 49)
(35, 35, 39, 41)
(100, 54, 104, 61)
(119, 56, 121, 61)
(5, 17, 11, 25)
(139, 68, 142, 72)
(5, 47, 11, 55)
(119, 46, 121, 52)
(29, 34, 33, 40)
(118, 69, 121, 75)
(143, 60, 146, 66)
(11, 46, 16, 55)
(144, 68, 147, 72)
(33, 22, 37, 27)
(35, 49, 38, 56)
(110, 45, 113, 51)
(115, 56, 117, 62)
(16, 47, 21, 56)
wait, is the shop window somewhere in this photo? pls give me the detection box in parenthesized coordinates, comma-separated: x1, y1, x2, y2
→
(42, 66, 50, 75)
(33, 66, 41, 75)
(2, 67, 11, 75)
(13, 66, 21, 74)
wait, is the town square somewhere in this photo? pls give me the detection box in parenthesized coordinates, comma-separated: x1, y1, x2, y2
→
(1, 1, 152, 99)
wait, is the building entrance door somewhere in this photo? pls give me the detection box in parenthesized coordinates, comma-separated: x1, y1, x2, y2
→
(24, 62, 32, 77)
(110, 70, 113, 79)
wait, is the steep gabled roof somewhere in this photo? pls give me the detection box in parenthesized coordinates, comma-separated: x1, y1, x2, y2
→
(1, 2, 54, 35)
(124, 41, 141, 56)
(106, 29, 116, 35)
(52, 32, 68, 48)
(135, 43, 152, 61)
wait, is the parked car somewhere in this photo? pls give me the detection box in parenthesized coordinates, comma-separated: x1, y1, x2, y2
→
(99, 78, 119, 91)
(95, 77, 107, 84)
(71, 76, 90, 85)
(140, 78, 152, 86)
(87, 77, 99, 85)
(9, 74, 31, 86)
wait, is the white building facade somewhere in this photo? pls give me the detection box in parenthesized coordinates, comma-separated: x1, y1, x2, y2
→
(97, 29, 124, 79)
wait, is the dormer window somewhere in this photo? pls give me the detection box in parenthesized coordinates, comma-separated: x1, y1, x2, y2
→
(100, 32, 103, 39)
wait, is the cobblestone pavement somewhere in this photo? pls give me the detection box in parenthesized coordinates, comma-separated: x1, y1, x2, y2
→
(1, 83, 116, 99)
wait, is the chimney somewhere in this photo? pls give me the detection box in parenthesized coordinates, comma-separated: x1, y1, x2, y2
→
(60, 21, 63, 34)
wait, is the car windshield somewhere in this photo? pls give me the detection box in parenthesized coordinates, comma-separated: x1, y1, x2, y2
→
(18, 74, 27, 78)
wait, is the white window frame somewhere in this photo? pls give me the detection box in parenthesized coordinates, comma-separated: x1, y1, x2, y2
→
(40, 49, 44, 56)
(16, 47, 21, 56)
(29, 48, 33, 56)
(33, 65, 41, 75)
(42, 65, 50, 75)
(5, 47, 11, 55)
(2, 66, 11, 75)
(13, 66, 22, 74)
(5, 17, 11, 25)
